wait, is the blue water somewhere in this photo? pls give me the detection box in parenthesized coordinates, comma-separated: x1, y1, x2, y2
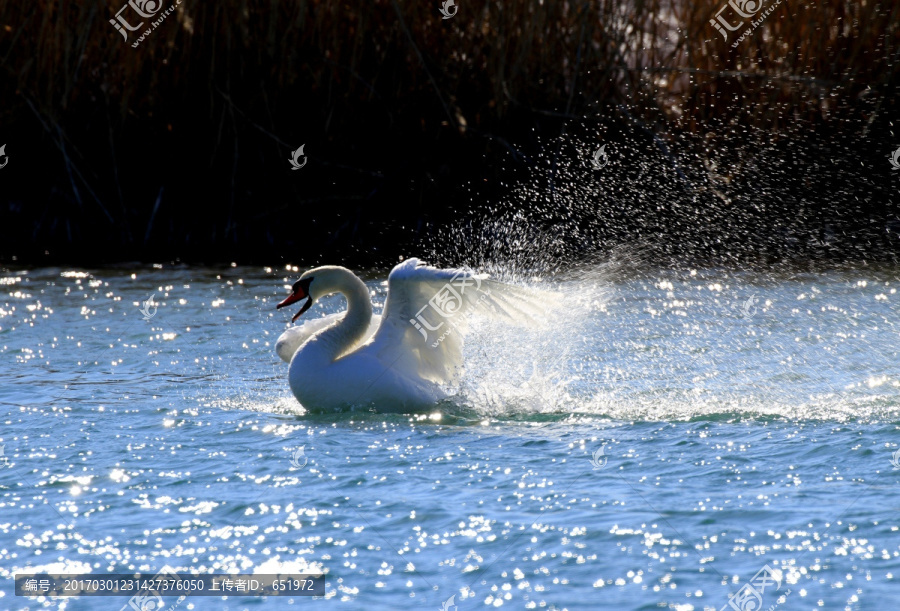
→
(1, 264, 899, 610)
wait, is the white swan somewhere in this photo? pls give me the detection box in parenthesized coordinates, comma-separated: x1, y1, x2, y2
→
(275, 258, 540, 412)
(275, 312, 381, 363)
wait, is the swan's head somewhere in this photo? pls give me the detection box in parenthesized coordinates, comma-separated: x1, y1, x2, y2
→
(276, 266, 350, 322)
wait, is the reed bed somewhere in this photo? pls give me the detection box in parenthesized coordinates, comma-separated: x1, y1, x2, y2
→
(0, 0, 897, 263)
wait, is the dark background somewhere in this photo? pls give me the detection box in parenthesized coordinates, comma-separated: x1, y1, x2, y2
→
(1, 0, 899, 269)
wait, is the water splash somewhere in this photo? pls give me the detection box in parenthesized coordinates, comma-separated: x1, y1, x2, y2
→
(453, 260, 620, 417)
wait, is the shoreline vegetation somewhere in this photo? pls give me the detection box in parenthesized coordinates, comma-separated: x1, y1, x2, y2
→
(0, 0, 898, 268)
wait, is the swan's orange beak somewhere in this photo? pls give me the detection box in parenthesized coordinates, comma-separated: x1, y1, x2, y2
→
(277, 286, 306, 309)
(277, 286, 313, 322)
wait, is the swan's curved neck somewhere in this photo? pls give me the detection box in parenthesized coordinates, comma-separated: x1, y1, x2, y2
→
(311, 270, 372, 361)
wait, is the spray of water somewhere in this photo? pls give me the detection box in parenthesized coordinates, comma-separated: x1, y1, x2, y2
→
(418, 132, 900, 422)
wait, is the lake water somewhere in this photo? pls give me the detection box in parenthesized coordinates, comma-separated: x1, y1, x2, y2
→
(1, 263, 899, 610)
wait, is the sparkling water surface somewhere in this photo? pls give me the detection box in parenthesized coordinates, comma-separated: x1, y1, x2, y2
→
(1, 264, 899, 610)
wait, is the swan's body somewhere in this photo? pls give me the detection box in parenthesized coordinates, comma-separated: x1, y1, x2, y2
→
(275, 312, 381, 363)
(275, 258, 539, 412)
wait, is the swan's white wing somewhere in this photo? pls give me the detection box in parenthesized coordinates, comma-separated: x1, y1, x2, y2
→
(276, 312, 381, 363)
(365, 258, 544, 383)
